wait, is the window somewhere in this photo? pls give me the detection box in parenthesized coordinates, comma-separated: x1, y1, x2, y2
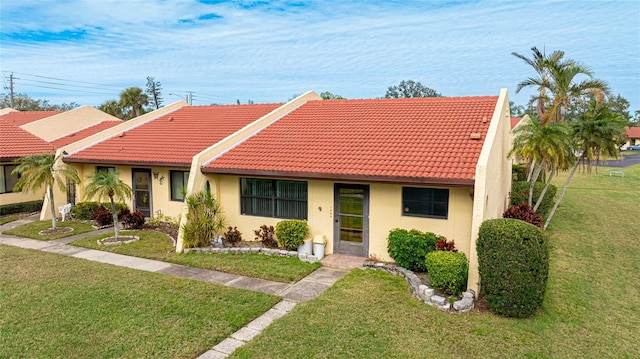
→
(66, 179, 77, 205)
(1, 165, 19, 194)
(97, 166, 116, 174)
(240, 178, 307, 219)
(170, 171, 189, 201)
(402, 187, 449, 219)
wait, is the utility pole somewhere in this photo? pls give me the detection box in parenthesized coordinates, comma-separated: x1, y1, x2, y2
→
(9, 73, 15, 108)
(186, 91, 193, 105)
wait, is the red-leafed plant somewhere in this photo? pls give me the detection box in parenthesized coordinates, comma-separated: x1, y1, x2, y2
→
(93, 205, 113, 226)
(502, 202, 543, 228)
(223, 226, 242, 246)
(434, 238, 458, 252)
(255, 225, 278, 248)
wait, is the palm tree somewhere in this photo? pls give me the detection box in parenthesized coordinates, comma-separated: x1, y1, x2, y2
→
(543, 101, 626, 230)
(84, 171, 132, 238)
(181, 188, 226, 248)
(98, 100, 124, 119)
(509, 115, 572, 206)
(119, 87, 149, 119)
(12, 153, 80, 230)
(513, 47, 610, 124)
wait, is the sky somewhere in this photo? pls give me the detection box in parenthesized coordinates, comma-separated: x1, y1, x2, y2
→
(1, 0, 639, 111)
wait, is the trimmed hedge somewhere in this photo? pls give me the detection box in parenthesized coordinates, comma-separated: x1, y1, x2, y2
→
(425, 251, 468, 296)
(512, 164, 528, 182)
(72, 201, 128, 220)
(387, 228, 441, 272)
(477, 218, 549, 318)
(0, 200, 43, 215)
(510, 181, 557, 220)
(275, 219, 309, 251)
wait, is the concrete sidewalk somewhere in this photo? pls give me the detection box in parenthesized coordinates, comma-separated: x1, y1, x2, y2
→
(0, 233, 346, 301)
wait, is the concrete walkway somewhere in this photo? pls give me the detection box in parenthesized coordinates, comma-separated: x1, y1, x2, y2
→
(0, 214, 349, 358)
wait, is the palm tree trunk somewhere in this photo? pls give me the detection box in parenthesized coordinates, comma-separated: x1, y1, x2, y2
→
(48, 186, 57, 230)
(544, 162, 579, 231)
(533, 168, 555, 212)
(109, 197, 119, 238)
(526, 159, 536, 182)
(529, 163, 544, 206)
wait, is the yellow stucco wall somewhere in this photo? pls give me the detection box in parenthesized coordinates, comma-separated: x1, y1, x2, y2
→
(468, 88, 512, 294)
(0, 191, 43, 206)
(60, 163, 189, 219)
(210, 175, 473, 261)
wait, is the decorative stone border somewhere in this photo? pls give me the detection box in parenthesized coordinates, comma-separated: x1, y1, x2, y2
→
(360, 261, 475, 313)
(97, 236, 140, 246)
(183, 247, 320, 264)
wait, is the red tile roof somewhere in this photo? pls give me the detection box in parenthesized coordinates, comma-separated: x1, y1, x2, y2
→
(203, 96, 499, 185)
(510, 117, 522, 129)
(0, 110, 64, 126)
(0, 119, 55, 161)
(50, 120, 123, 148)
(65, 104, 280, 167)
(627, 127, 640, 139)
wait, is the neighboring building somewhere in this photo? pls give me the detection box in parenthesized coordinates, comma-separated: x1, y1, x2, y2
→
(0, 107, 122, 207)
(0, 119, 55, 205)
(0, 105, 121, 142)
(58, 101, 282, 218)
(179, 90, 512, 293)
(623, 127, 640, 149)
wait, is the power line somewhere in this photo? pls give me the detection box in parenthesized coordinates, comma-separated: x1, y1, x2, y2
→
(2, 70, 123, 89)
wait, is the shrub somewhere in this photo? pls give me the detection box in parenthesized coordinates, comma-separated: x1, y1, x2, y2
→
(387, 228, 441, 272)
(0, 200, 43, 215)
(148, 214, 179, 227)
(434, 238, 458, 252)
(477, 218, 549, 318)
(512, 164, 528, 182)
(275, 219, 309, 251)
(93, 205, 113, 226)
(120, 209, 146, 229)
(255, 225, 278, 248)
(181, 189, 225, 248)
(425, 251, 468, 296)
(510, 181, 557, 220)
(73, 201, 128, 220)
(503, 203, 543, 228)
(223, 226, 242, 246)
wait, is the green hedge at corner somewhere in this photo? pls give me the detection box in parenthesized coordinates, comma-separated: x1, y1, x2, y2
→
(0, 200, 44, 216)
(510, 181, 556, 220)
(477, 218, 549, 318)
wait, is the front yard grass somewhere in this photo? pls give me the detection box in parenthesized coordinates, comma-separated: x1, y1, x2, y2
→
(232, 164, 640, 358)
(0, 215, 20, 225)
(0, 245, 279, 359)
(71, 230, 321, 283)
(2, 220, 95, 239)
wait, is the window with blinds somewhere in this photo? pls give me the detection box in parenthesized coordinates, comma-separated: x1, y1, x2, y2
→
(240, 178, 308, 220)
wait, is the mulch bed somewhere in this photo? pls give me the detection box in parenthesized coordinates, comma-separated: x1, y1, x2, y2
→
(39, 227, 74, 236)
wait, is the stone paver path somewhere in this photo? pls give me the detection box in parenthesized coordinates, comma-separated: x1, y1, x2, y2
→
(0, 214, 350, 358)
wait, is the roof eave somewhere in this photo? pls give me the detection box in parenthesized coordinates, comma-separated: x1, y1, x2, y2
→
(63, 157, 191, 169)
(200, 168, 475, 187)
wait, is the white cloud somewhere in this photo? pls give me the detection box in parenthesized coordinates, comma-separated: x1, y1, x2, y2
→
(1, 0, 638, 110)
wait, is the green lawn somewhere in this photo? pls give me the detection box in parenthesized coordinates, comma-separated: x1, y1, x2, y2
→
(0, 215, 20, 225)
(71, 230, 322, 283)
(232, 165, 640, 358)
(0, 245, 279, 359)
(2, 220, 95, 239)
